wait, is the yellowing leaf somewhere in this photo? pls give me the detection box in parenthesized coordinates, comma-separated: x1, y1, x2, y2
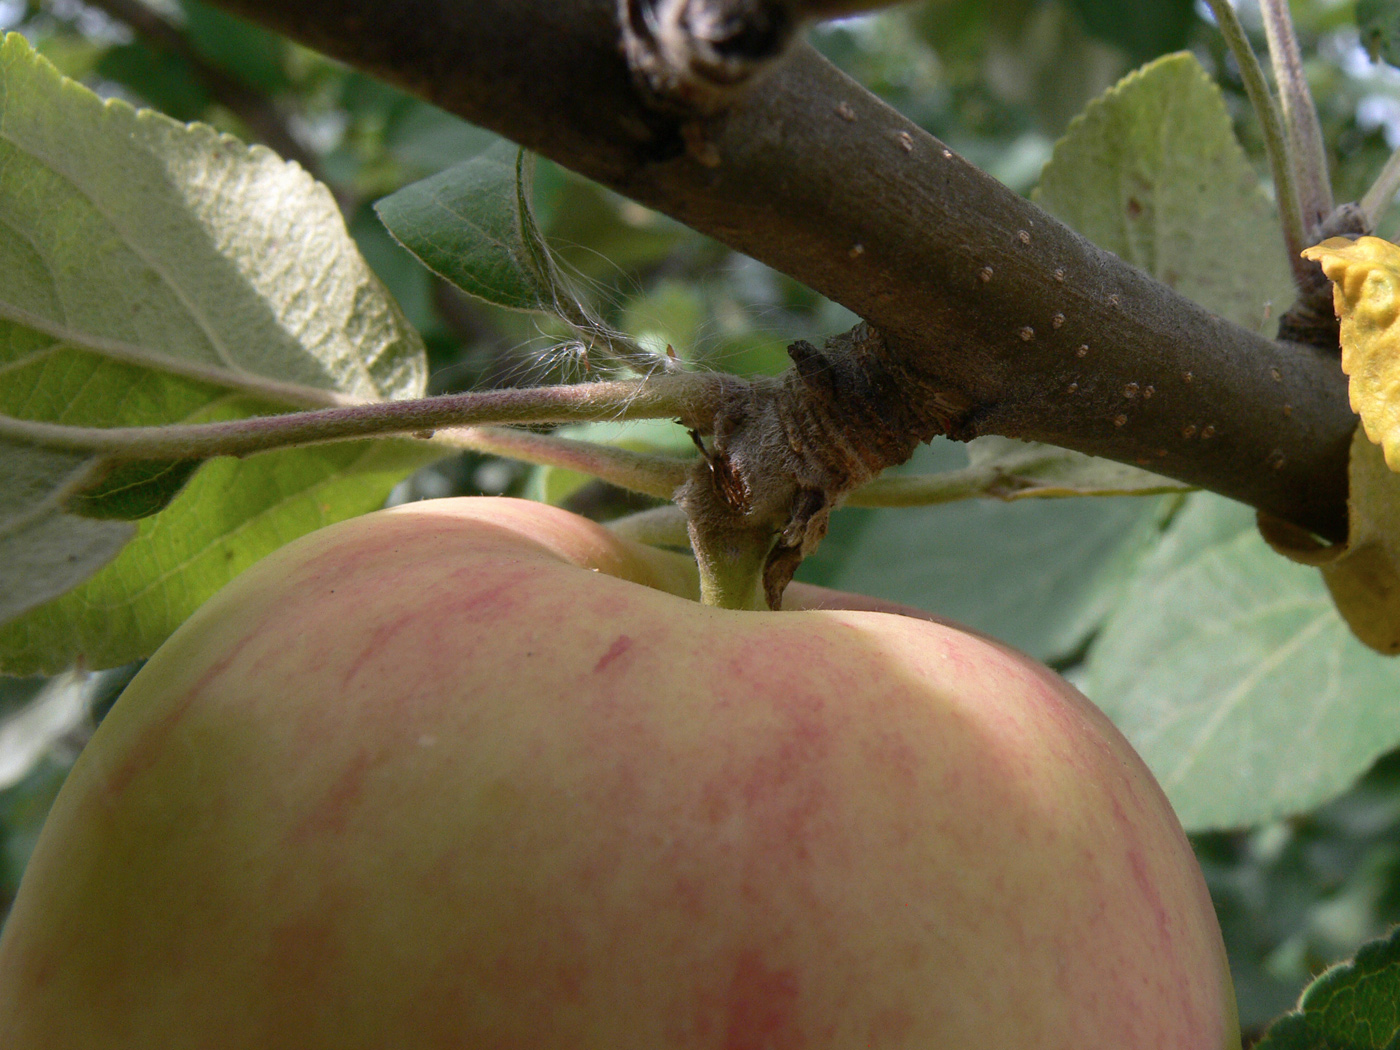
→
(1301, 235, 1400, 470)
(1260, 427, 1400, 655)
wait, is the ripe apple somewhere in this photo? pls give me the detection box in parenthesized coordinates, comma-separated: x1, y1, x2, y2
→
(0, 496, 1238, 1048)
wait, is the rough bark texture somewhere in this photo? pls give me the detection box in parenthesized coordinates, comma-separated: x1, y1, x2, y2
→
(678, 324, 954, 606)
(204, 0, 1356, 540)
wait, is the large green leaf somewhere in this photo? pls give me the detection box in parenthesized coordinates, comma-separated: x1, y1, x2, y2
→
(1034, 51, 1294, 334)
(0, 32, 434, 671)
(1086, 494, 1400, 831)
(1255, 925, 1400, 1049)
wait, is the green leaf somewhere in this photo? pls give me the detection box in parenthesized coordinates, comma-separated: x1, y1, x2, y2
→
(1358, 0, 1400, 67)
(0, 409, 437, 677)
(1034, 51, 1295, 334)
(1085, 494, 1400, 832)
(61, 460, 205, 521)
(0, 444, 134, 624)
(1255, 925, 1400, 1049)
(383, 102, 501, 174)
(95, 43, 210, 122)
(0, 33, 433, 668)
(375, 141, 567, 314)
(796, 440, 1173, 663)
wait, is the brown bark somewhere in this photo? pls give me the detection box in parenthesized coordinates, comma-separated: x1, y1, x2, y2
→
(201, 0, 1356, 540)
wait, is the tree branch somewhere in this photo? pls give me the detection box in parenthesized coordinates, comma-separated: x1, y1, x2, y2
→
(200, 0, 1356, 540)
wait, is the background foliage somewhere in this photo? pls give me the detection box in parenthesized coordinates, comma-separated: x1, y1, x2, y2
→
(5, 0, 1400, 1041)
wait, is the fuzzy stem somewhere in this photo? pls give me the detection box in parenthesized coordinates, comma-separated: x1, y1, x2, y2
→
(1259, 0, 1334, 237)
(1203, 0, 1310, 282)
(2, 374, 721, 461)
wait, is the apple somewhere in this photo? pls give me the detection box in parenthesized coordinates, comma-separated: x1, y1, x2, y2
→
(0, 496, 1238, 1048)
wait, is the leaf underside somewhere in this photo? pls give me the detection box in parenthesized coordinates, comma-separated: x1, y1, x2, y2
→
(0, 32, 436, 673)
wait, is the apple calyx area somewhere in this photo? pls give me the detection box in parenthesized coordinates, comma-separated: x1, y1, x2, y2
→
(0, 496, 1239, 1049)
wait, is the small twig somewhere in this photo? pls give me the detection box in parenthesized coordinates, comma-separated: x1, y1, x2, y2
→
(1259, 0, 1334, 238)
(432, 426, 691, 499)
(844, 469, 1190, 508)
(1203, 0, 1309, 281)
(1361, 146, 1400, 230)
(844, 470, 993, 508)
(1, 374, 722, 461)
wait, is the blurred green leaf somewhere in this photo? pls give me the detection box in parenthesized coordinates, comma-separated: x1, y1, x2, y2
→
(1358, 0, 1400, 67)
(1068, 0, 1197, 63)
(1255, 924, 1400, 1049)
(0, 33, 433, 669)
(1086, 494, 1400, 831)
(708, 331, 792, 377)
(95, 42, 210, 121)
(1035, 51, 1294, 334)
(383, 102, 499, 173)
(851, 436, 1192, 506)
(620, 280, 705, 359)
(1197, 749, 1400, 1031)
(178, 0, 288, 93)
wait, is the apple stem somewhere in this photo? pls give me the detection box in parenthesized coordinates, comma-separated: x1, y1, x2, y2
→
(689, 517, 772, 610)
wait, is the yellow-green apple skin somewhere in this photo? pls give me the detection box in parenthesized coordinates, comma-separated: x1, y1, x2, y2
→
(0, 497, 1239, 1049)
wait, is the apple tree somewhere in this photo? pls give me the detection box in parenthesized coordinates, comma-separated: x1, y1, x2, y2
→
(3, 0, 1400, 1043)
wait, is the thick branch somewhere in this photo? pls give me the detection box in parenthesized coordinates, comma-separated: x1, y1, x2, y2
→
(202, 0, 1355, 540)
